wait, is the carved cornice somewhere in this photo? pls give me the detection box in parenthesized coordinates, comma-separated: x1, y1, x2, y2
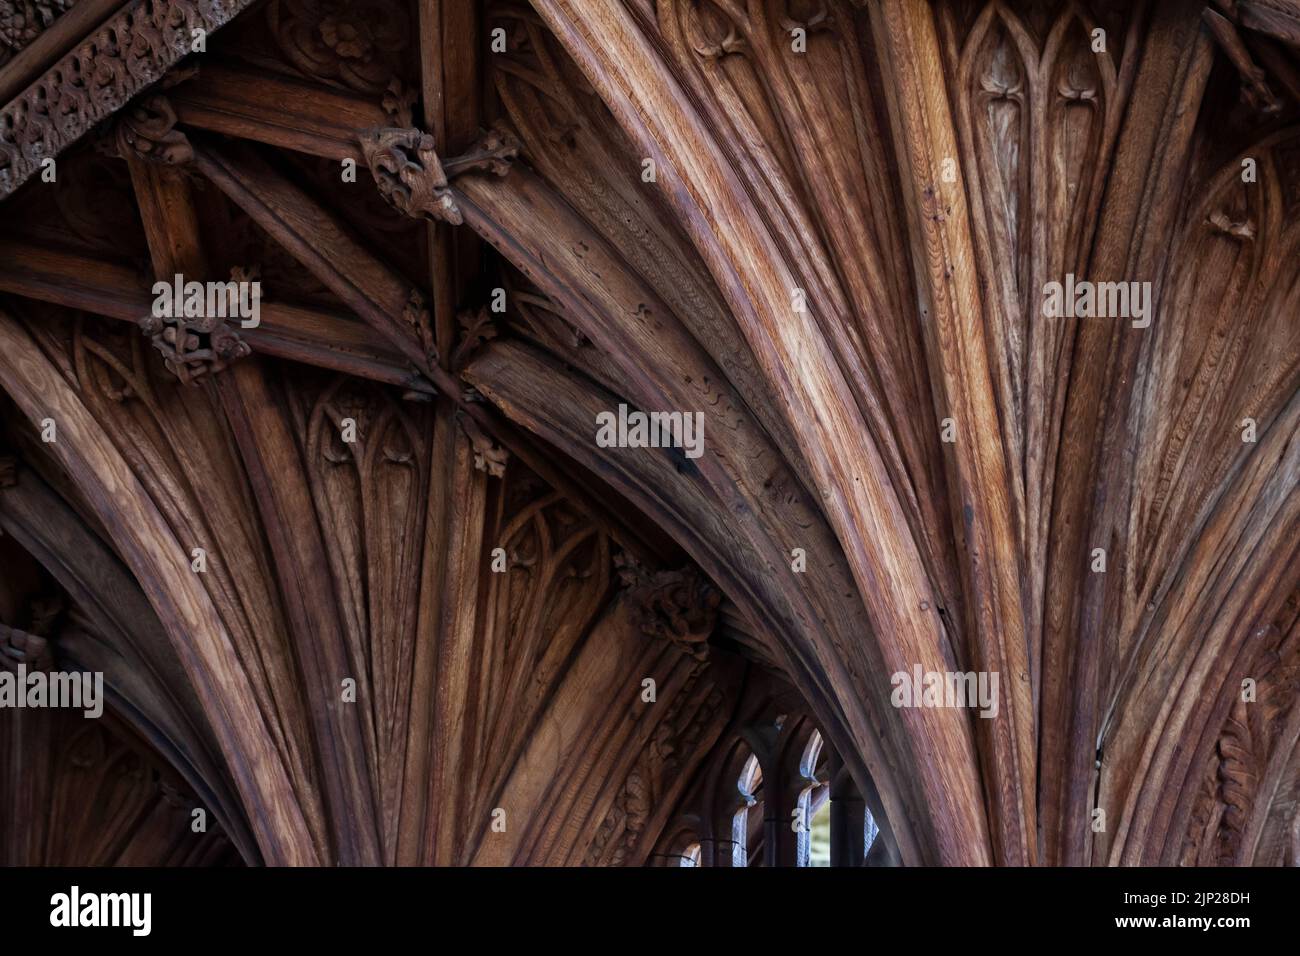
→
(0, 0, 257, 197)
(0, 1, 77, 64)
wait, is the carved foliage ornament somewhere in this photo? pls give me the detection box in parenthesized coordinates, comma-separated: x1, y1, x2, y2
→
(0, 0, 259, 197)
(615, 552, 720, 662)
(360, 128, 458, 222)
(403, 287, 438, 372)
(137, 268, 255, 385)
(358, 126, 520, 225)
(113, 94, 193, 164)
(0, 0, 76, 64)
(450, 306, 498, 371)
(1183, 607, 1300, 866)
(457, 410, 508, 478)
(268, 0, 409, 95)
(586, 674, 725, 865)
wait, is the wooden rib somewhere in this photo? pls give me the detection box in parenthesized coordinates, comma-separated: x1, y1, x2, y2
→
(869, 0, 1033, 866)
(0, 308, 320, 865)
(190, 137, 429, 371)
(0, 464, 257, 863)
(403, 0, 486, 867)
(216, 362, 386, 865)
(1039, 6, 1215, 867)
(462, 338, 922, 857)
(451, 167, 928, 857)
(169, 60, 389, 162)
(416, 0, 481, 354)
(127, 150, 385, 866)
(465, 339, 774, 637)
(1240, 0, 1300, 46)
(527, 0, 988, 865)
(0, 240, 433, 393)
(180, 135, 658, 567)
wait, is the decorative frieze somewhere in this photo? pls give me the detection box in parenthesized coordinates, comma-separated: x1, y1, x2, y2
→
(0, 1, 77, 65)
(0, 0, 258, 197)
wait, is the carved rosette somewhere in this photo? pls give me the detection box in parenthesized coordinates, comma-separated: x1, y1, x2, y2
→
(268, 0, 410, 94)
(615, 552, 720, 662)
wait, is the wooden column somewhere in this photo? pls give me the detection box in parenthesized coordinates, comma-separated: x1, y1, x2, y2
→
(828, 751, 868, 868)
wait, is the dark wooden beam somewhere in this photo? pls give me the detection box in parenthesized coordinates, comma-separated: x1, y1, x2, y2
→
(170, 60, 389, 163)
(1240, 0, 1300, 47)
(191, 137, 433, 373)
(417, 0, 482, 355)
(0, 240, 434, 394)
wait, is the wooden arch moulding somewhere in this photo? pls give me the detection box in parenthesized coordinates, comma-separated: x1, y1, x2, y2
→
(0, 0, 1297, 869)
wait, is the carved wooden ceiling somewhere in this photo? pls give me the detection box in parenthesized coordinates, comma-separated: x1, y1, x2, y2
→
(0, 0, 1297, 868)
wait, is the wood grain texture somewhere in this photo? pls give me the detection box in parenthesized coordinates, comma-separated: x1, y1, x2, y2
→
(0, 0, 1296, 868)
